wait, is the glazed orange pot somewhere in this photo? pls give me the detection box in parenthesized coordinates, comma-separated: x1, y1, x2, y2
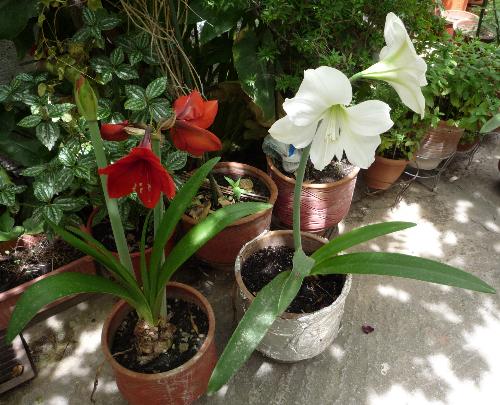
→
(85, 208, 175, 282)
(365, 155, 409, 190)
(0, 235, 96, 330)
(267, 156, 359, 234)
(102, 282, 217, 405)
(442, 0, 469, 10)
(181, 162, 277, 271)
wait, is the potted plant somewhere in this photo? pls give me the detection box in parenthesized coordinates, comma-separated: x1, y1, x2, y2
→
(5, 77, 270, 405)
(206, 13, 495, 392)
(163, 91, 278, 270)
(411, 36, 499, 169)
(264, 137, 359, 234)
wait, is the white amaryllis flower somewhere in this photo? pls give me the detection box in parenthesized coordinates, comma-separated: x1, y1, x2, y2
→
(269, 66, 393, 170)
(358, 12, 427, 118)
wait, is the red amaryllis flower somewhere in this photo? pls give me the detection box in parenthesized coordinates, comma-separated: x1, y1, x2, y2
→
(100, 121, 129, 141)
(98, 138, 175, 208)
(170, 90, 222, 156)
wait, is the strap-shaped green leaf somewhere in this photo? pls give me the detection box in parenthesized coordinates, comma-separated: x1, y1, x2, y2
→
(49, 222, 137, 292)
(152, 201, 272, 316)
(208, 271, 290, 394)
(148, 157, 220, 292)
(311, 222, 416, 263)
(311, 252, 495, 294)
(5, 273, 142, 343)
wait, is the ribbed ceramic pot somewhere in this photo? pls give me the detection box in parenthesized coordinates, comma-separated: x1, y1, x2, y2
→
(267, 156, 359, 234)
(102, 282, 217, 405)
(181, 162, 277, 271)
(365, 156, 409, 190)
(409, 122, 464, 170)
(235, 230, 352, 362)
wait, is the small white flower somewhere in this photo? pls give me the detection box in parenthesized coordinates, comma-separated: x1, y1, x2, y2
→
(358, 12, 427, 117)
(269, 66, 393, 170)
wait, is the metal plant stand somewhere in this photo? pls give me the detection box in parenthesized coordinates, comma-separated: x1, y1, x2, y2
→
(0, 331, 36, 394)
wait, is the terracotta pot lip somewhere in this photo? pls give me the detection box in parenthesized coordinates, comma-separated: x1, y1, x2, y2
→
(374, 155, 409, 165)
(266, 156, 360, 189)
(182, 161, 278, 227)
(234, 229, 352, 320)
(101, 282, 216, 380)
(86, 207, 152, 257)
(0, 254, 94, 301)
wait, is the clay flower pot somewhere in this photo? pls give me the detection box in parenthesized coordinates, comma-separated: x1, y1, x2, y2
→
(85, 208, 175, 282)
(181, 162, 277, 271)
(267, 156, 359, 234)
(365, 155, 409, 190)
(0, 235, 96, 330)
(442, 0, 469, 10)
(409, 121, 464, 170)
(102, 282, 217, 405)
(235, 230, 352, 362)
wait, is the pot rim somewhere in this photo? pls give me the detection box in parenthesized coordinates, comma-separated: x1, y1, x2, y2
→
(101, 281, 216, 381)
(182, 161, 278, 227)
(373, 155, 409, 165)
(235, 229, 352, 320)
(266, 156, 360, 190)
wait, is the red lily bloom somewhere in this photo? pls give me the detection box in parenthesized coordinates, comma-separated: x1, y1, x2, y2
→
(98, 136, 175, 208)
(100, 121, 129, 141)
(170, 90, 222, 156)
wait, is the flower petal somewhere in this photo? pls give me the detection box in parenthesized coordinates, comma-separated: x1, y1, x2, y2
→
(174, 91, 205, 121)
(171, 120, 222, 156)
(338, 130, 381, 169)
(344, 100, 393, 137)
(383, 13, 416, 55)
(268, 115, 318, 149)
(100, 121, 129, 141)
(189, 100, 218, 129)
(309, 117, 343, 171)
(284, 67, 352, 126)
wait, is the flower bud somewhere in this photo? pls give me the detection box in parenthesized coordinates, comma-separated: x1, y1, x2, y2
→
(74, 75, 98, 121)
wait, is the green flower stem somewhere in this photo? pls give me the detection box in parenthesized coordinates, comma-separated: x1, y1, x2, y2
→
(349, 72, 363, 82)
(292, 143, 311, 252)
(151, 136, 167, 319)
(87, 120, 135, 275)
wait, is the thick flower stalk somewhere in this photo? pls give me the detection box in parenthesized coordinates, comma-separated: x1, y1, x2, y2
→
(98, 132, 176, 208)
(356, 12, 427, 118)
(269, 66, 394, 170)
(169, 90, 222, 156)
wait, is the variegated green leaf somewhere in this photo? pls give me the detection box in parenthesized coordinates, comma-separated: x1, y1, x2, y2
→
(18, 114, 42, 128)
(146, 77, 168, 99)
(36, 121, 60, 150)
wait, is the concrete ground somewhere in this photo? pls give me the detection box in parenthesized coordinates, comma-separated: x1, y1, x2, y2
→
(2, 134, 499, 405)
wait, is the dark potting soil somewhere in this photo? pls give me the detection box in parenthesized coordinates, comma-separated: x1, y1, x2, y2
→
(111, 298, 209, 373)
(92, 218, 153, 253)
(241, 246, 345, 313)
(275, 158, 355, 184)
(0, 237, 84, 293)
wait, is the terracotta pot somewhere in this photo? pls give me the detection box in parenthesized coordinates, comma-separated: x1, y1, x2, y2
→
(235, 230, 352, 362)
(181, 162, 277, 271)
(442, 0, 469, 10)
(0, 235, 96, 330)
(365, 156, 409, 190)
(102, 282, 217, 405)
(409, 121, 464, 170)
(86, 208, 175, 282)
(267, 156, 359, 233)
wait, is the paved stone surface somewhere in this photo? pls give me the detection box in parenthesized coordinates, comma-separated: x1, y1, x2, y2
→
(1, 134, 499, 405)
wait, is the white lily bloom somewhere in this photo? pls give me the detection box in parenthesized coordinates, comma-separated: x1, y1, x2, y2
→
(358, 12, 427, 118)
(269, 66, 393, 170)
